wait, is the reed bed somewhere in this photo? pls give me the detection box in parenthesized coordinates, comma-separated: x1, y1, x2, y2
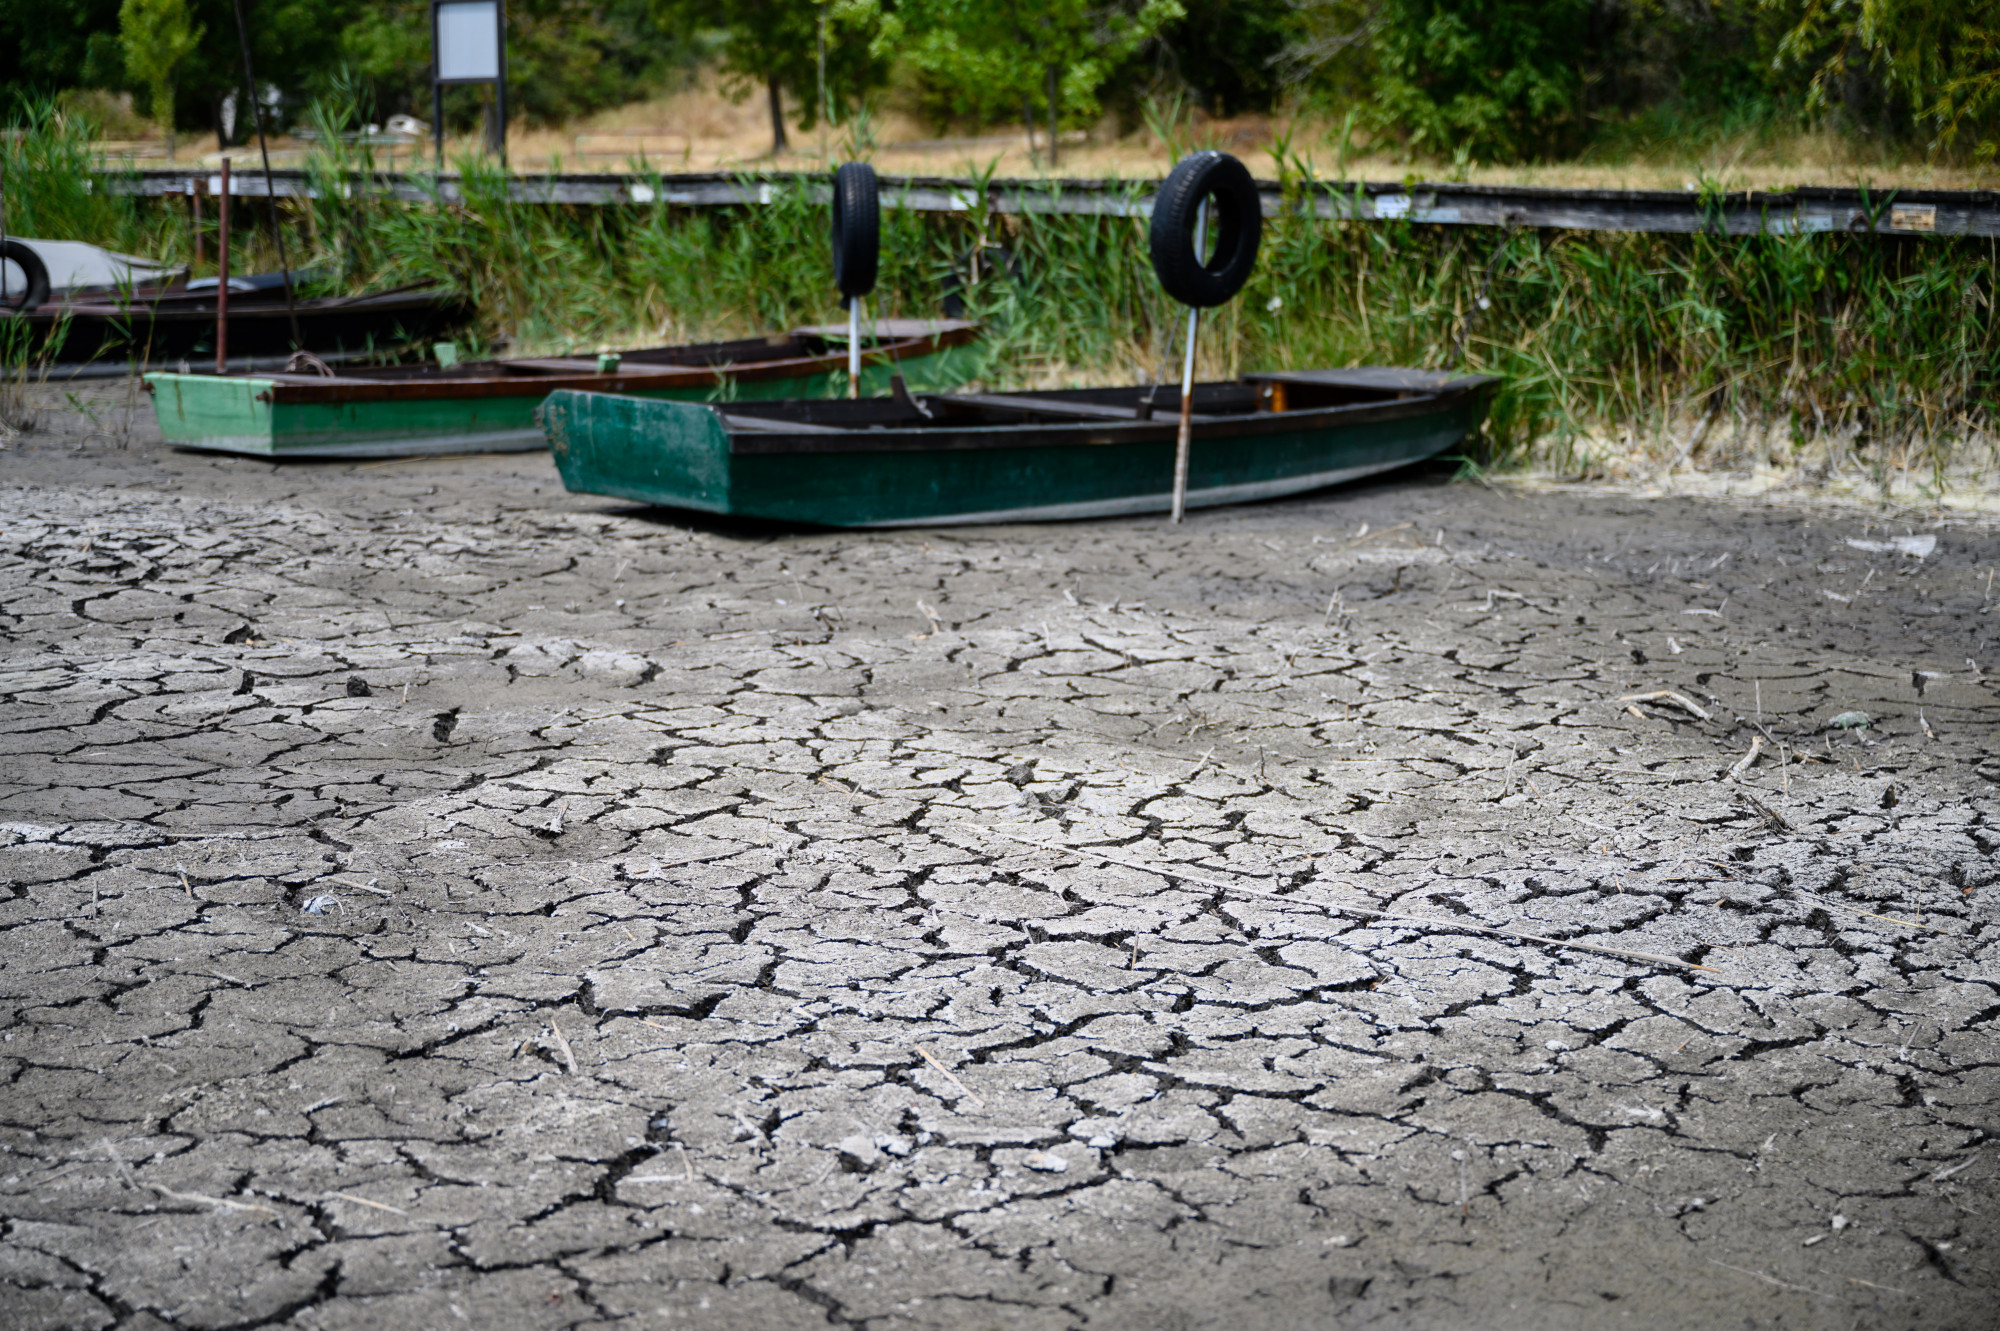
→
(8, 106, 1997, 489)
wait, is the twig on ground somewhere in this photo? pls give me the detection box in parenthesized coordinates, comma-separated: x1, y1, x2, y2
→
(326, 1191, 408, 1215)
(1728, 734, 1766, 780)
(155, 1186, 278, 1216)
(915, 1046, 985, 1109)
(547, 1021, 581, 1075)
(1619, 690, 1712, 721)
(1705, 1258, 1833, 1298)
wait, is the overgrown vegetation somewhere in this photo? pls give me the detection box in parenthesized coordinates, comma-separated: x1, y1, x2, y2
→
(7, 1, 1999, 167)
(6, 109, 1993, 489)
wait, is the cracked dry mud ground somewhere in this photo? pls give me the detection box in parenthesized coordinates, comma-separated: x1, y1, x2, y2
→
(2, 387, 1998, 1331)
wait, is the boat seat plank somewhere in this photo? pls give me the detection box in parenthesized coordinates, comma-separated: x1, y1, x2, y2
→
(932, 392, 1219, 423)
(1242, 367, 1497, 394)
(718, 412, 848, 434)
(502, 357, 683, 376)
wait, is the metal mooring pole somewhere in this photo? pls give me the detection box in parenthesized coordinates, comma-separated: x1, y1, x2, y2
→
(848, 296, 862, 399)
(216, 158, 230, 374)
(1170, 201, 1208, 524)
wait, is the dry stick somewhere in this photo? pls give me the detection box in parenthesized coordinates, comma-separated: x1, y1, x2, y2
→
(985, 830, 1719, 973)
(1728, 734, 1766, 779)
(1619, 690, 1712, 721)
(547, 1021, 581, 1075)
(326, 1191, 408, 1215)
(1705, 1258, 1835, 1299)
(915, 1046, 984, 1108)
(155, 1185, 277, 1216)
(1170, 202, 1208, 524)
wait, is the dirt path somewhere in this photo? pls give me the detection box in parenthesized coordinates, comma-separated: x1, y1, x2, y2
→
(2, 385, 1997, 1330)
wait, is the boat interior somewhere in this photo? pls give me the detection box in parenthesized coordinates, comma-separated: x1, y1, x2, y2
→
(710, 369, 1476, 433)
(302, 330, 908, 382)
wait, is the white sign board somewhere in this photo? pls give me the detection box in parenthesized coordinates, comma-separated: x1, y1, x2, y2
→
(436, 1, 501, 82)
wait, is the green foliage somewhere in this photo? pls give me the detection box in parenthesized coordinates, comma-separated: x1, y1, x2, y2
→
(1776, 0, 2000, 158)
(862, 0, 1182, 130)
(7, 93, 1997, 478)
(0, 0, 123, 111)
(118, 0, 203, 141)
(0, 101, 155, 243)
(656, 0, 890, 151)
(1154, 0, 1298, 118)
(337, 0, 700, 129)
(1368, 0, 1591, 162)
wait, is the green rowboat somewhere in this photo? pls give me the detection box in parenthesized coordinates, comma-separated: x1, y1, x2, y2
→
(543, 367, 1498, 527)
(142, 319, 980, 459)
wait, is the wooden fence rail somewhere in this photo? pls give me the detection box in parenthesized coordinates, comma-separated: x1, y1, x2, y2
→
(107, 169, 2000, 238)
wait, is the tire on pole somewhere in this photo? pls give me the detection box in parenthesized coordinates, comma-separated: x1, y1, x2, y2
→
(831, 162, 880, 302)
(1148, 151, 1261, 309)
(0, 239, 52, 314)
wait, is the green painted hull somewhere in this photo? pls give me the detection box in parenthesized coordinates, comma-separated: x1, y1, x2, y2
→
(143, 344, 977, 460)
(542, 386, 1491, 527)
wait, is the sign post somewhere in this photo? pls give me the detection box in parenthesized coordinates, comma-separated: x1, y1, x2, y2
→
(432, 0, 507, 168)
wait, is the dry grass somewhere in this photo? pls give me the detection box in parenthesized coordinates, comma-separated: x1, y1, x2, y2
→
(97, 75, 2000, 191)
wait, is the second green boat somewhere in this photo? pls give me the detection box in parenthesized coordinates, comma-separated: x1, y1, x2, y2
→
(142, 319, 980, 459)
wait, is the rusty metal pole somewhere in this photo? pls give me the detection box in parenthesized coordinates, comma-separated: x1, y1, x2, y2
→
(216, 158, 230, 373)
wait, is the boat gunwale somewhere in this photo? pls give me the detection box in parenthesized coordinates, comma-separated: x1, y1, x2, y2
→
(595, 374, 1499, 456)
(28, 284, 462, 320)
(208, 322, 980, 405)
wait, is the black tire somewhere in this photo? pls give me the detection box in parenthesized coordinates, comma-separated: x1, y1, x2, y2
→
(0, 238, 51, 314)
(831, 162, 880, 301)
(1149, 151, 1262, 308)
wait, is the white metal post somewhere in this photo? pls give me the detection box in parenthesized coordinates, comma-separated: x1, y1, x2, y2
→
(1170, 201, 1208, 524)
(848, 296, 862, 399)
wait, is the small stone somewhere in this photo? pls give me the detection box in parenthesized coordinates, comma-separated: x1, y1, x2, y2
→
(1545, 1040, 1570, 1052)
(1023, 1152, 1069, 1173)
(1831, 1214, 1849, 1230)
(1828, 711, 1871, 730)
(1087, 1136, 1116, 1149)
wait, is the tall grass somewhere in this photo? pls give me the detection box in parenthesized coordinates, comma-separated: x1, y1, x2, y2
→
(6, 103, 1996, 481)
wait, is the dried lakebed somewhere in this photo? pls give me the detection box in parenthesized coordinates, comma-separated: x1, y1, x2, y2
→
(1, 394, 1997, 1330)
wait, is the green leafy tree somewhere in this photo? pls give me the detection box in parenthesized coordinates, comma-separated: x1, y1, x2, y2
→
(656, 0, 887, 156)
(862, 0, 1183, 163)
(120, 0, 204, 151)
(1776, 0, 2000, 159)
(1368, 0, 1592, 163)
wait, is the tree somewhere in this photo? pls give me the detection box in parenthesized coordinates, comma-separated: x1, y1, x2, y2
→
(863, 0, 1182, 164)
(657, 0, 887, 156)
(1368, 0, 1592, 162)
(120, 0, 204, 152)
(1776, 0, 2000, 159)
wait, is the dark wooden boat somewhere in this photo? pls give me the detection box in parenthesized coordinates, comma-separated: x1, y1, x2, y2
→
(542, 367, 1499, 527)
(12, 275, 473, 366)
(144, 319, 981, 458)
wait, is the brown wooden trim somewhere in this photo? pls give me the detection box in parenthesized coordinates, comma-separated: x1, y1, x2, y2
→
(259, 323, 979, 405)
(722, 381, 1491, 455)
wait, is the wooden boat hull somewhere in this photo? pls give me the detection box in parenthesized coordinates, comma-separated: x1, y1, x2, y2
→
(25, 285, 472, 365)
(542, 370, 1497, 527)
(143, 320, 980, 459)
